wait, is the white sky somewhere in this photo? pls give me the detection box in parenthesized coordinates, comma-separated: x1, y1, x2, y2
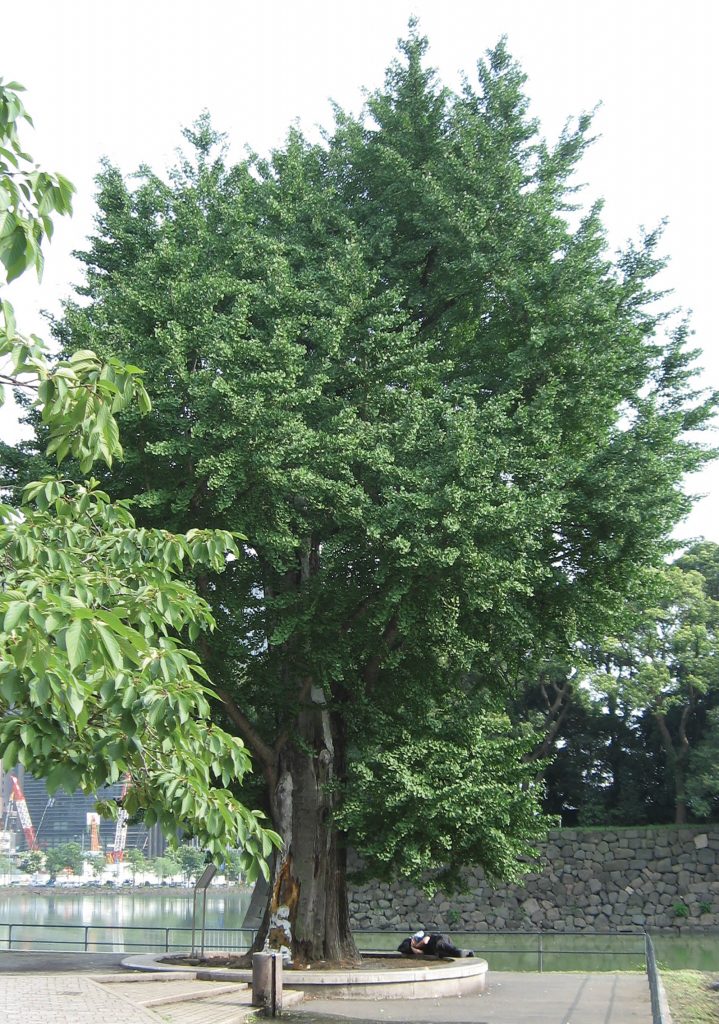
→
(2, 0, 717, 544)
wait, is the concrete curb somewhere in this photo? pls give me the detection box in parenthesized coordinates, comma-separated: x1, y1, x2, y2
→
(122, 952, 489, 1000)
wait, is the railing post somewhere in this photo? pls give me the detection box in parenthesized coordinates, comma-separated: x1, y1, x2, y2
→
(84, 926, 89, 952)
(165, 928, 170, 952)
(538, 933, 543, 973)
(8, 924, 13, 951)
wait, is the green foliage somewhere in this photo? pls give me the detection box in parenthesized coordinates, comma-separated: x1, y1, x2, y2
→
(674, 902, 690, 919)
(124, 847, 147, 880)
(586, 545, 719, 822)
(687, 709, 719, 818)
(536, 542, 719, 826)
(19, 849, 44, 875)
(0, 81, 280, 875)
(676, 543, 719, 601)
(6, 27, 718, 898)
(339, 691, 552, 894)
(45, 842, 84, 879)
(83, 853, 105, 878)
(0, 78, 74, 285)
(175, 843, 206, 882)
(222, 849, 245, 882)
(153, 854, 180, 881)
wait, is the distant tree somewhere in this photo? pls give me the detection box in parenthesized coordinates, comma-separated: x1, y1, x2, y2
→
(19, 849, 45, 875)
(124, 847, 147, 882)
(175, 844, 206, 884)
(45, 842, 83, 879)
(679, 543, 719, 819)
(540, 681, 662, 826)
(83, 852, 105, 879)
(687, 708, 719, 818)
(153, 854, 180, 882)
(589, 552, 719, 823)
(676, 542, 719, 601)
(223, 850, 244, 883)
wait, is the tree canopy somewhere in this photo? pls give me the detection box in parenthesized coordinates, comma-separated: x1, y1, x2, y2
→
(3, 27, 717, 961)
(509, 542, 719, 828)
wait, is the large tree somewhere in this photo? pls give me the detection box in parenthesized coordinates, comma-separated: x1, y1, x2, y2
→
(8, 29, 717, 961)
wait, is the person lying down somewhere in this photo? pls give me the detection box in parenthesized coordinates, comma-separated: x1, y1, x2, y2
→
(397, 930, 475, 958)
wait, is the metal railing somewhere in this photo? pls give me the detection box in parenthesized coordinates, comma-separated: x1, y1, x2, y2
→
(362, 930, 648, 973)
(0, 923, 648, 973)
(0, 922, 257, 954)
(645, 932, 670, 1024)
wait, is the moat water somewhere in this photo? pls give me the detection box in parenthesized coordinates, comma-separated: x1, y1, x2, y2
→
(0, 886, 253, 953)
(0, 888, 716, 970)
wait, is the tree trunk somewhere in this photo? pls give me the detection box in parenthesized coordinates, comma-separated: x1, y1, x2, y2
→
(673, 764, 688, 825)
(254, 683, 359, 965)
(653, 709, 691, 826)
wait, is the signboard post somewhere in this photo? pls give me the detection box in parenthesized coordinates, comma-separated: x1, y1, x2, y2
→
(191, 862, 218, 957)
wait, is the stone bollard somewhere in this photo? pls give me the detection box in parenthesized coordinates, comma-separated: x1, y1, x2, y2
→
(252, 951, 283, 1016)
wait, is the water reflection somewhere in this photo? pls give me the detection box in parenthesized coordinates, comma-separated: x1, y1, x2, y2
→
(0, 887, 252, 951)
(0, 888, 249, 928)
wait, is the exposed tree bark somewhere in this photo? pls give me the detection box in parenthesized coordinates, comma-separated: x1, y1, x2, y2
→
(252, 683, 359, 964)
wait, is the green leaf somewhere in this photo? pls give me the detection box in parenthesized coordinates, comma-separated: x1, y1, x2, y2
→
(65, 619, 88, 670)
(2, 298, 15, 338)
(94, 622, 124, 670)
(32, 676, 51, 704)
(4, 601, 29, 632)
(65, 685, 85, 719)
(2, 741, 19, 771)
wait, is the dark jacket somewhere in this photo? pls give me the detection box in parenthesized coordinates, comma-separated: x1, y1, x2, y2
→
(397, 933, 464, 958)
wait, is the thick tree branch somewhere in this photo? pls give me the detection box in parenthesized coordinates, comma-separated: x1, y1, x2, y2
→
(214, 684, 276, 775)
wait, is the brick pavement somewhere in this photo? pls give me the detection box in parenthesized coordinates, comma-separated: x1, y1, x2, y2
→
(0, 975, 161, 1024)
(0, 971, 259, 1024)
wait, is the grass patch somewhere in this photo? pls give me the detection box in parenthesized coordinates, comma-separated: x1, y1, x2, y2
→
(662, 971, 719, 1024)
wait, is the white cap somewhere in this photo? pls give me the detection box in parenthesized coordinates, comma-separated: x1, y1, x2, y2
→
(412, 930, 425, 941)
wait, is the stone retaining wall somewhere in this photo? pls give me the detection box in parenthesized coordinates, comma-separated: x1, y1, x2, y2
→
(348, 827, 719, 933)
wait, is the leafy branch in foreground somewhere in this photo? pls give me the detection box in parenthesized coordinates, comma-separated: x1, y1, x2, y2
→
(0, 79, 279, 878)
(0, 76, 74, 284)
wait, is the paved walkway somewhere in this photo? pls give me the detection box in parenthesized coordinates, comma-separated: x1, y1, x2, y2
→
(0, 954, 654, 1023)
(294, 972, 654, 1023)
(0, 951, 127, 974)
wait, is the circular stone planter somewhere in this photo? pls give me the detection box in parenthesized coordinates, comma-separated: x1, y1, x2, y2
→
(122, 953, 488, 1000)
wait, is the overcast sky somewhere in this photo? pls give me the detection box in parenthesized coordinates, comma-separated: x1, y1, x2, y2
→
(3, 0, 717, 544)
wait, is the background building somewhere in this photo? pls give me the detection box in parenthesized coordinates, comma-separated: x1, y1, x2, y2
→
(0, 765, 164, 856)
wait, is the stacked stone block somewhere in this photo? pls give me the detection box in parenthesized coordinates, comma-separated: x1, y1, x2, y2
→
(348, 827, 719, 933)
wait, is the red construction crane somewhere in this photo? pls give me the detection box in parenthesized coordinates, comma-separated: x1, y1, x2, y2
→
(8, 775, 38, 851)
